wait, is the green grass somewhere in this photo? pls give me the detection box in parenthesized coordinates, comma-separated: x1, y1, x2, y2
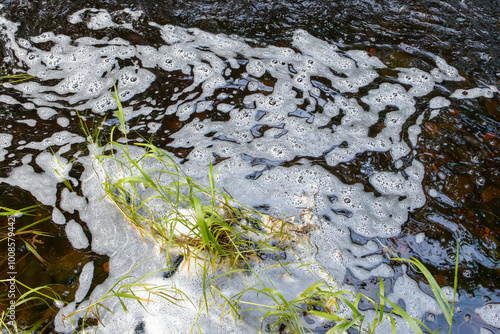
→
(67, 260, 191, 331)
(238, 280, 351, 334)
(391, 241, 460, 334)
(0, 280, 63, 334)
(0, 74, 34, 85)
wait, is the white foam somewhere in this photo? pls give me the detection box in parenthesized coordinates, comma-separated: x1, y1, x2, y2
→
(17, 119, 37, 127)
(65, 220, 89, 249)
(0, 133, 13, 162)
(415, 232, 425, 243)
(52, 207, 66, 225)
(74, 261, 94, 303)
(19, 131, 85, 150)
(60, 188, 87, 213)
(429, 96, 450, 109)
(57, 117, 70, 127)
(1, 163, 58, 206)
(476, 303, 500, 328)
(451, 86, 498, 99)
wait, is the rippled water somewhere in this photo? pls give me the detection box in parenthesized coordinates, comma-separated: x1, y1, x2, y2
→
(0, 1, 499, 333)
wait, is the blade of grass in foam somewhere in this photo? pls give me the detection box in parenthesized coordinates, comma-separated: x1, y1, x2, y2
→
(251, 284, 310, 334)
(374, 292, 426, 334)
(325, 314, 363, 334)
(390, 316, 397, 334)
(209, 267, 254, 320)
(191, 191, 226, 256)
(7, 317, 45, 334)
(392, 256, 452, 324)
(111, 80, 127, 135)
(208, 160, 216, 208)
(365, 279, 401, 334)
(71, 259, 187, 318)
(0, 73, 34, 84)
(12, 281, 61, 308)
(102, 143, 160, 195)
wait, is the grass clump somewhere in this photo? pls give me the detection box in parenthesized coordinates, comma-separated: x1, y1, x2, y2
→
(91, 84, 284, 274)
(238, 280, 351, 334)
(96, 139, 280, 271)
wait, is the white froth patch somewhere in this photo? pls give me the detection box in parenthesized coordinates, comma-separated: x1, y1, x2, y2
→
(397, 67, 435, 96)
(1, 164, 58, 206)
(476, 304, 500, 328)
(0, 133, 13, 162)
(52, 207, 66, 225)
(0, 133, 13, 147)
(74, 261, 94, 303)
(388, 266, 442, 316)
(451, 86, 498, 99)
(17, 119, 37, 127)
(0, 94, 20, 104)
(60, 188, 87, 213)
(429, 96, 450, 109)
(432, 56, 464, 82)
(57, 117, 70, 127)
(37, 107, 58, 120)
(69, 8, 143, 30)
(415, 232, 425, 243)
(20, 131, 84, 150)
(65, 220, 89, 249)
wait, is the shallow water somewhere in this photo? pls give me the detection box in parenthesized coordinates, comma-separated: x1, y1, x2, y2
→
(0, 0, 499, 333)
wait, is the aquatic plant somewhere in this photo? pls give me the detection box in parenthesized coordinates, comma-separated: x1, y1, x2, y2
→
(0, 280, 63, 333)
(0, 205, 60, 332)
(237, 280, 351, 334)
(233, 267, 451, 334)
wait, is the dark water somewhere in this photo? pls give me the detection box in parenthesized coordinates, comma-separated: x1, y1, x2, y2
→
(0, 0, 499, 333)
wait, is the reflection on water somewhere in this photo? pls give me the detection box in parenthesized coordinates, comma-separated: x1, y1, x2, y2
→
(0, 1, 499, 333)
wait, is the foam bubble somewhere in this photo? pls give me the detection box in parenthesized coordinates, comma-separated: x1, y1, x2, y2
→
(17, 119, 37, 127)
(52, 207, 66, 225)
